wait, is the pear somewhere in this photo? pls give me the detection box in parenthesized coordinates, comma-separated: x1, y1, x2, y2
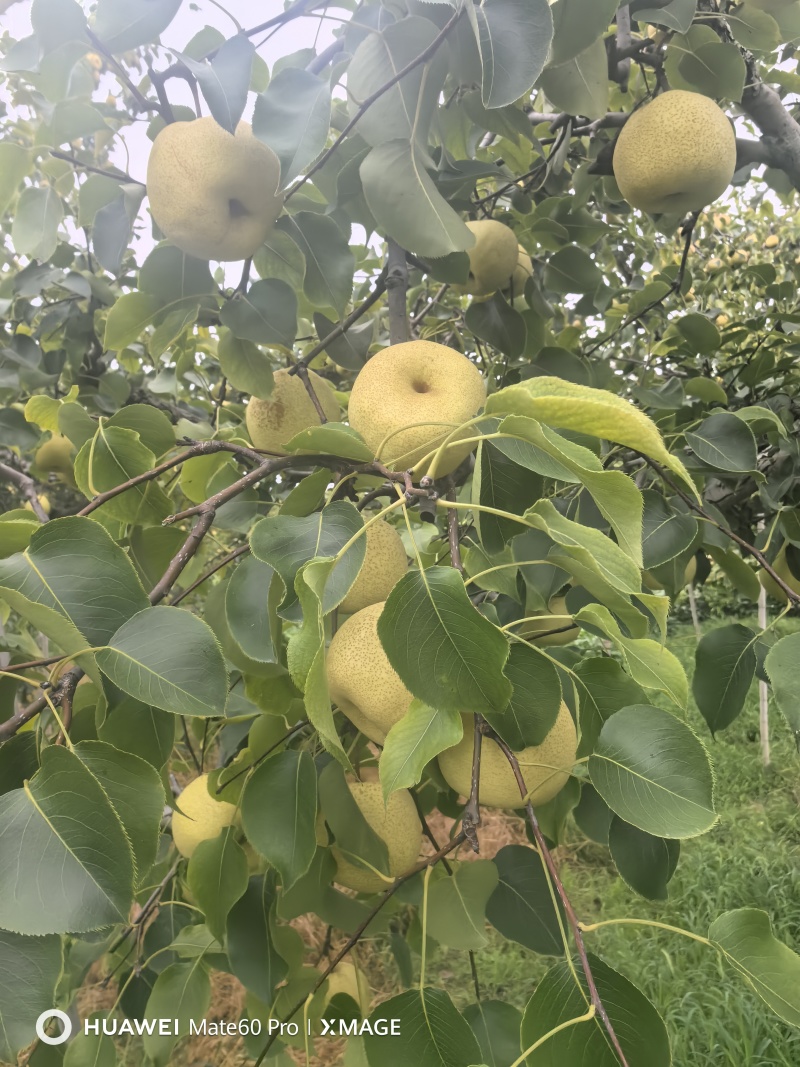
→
(147, 117, 283, 261)
(613, 91, 736, 215)
(327, 601, 412, 744)
(439, 705, 577, 809)
(347, 340, 486, 477)
(171, 774, 237, 858)
(246, 368, 340, 452)
(519, 595, 579, 646)
(33, 434, 75, 485)
(330, 774, 422, 893)
(506, 244, 533, 297)
(340, 518, 408, 615)
(758, 546, 800, 603)
(462, 219, 520, 296)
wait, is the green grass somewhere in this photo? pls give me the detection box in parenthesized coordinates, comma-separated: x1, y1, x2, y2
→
(423, 619, 800, 1066)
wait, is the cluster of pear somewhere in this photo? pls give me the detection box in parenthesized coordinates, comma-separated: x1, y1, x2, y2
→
(613, 90, 737, 215)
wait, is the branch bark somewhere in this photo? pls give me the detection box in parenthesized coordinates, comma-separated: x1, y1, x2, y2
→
(0, 461, 49, 522)
(386, 241, 410, 345)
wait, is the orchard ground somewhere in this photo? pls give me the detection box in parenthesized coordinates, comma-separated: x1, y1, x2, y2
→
(61, 616, 799, 1067)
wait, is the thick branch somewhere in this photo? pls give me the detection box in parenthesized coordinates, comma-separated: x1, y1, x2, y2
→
(386, 241, 410, 345)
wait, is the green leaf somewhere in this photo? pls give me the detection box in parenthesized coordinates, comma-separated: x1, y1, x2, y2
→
(74, 424, 172, 526)
(74, 740, 164, 884)
(608, 816, 679, 900)
(470, 0, 553, 108)
(465, 294, 526, 357)
(106, 404, 175, 460)
(693, 624, 756, 735)
(362, 987, 482, 1067)
(227, 874, 288, 1004)
(0, 143, 31, 216)
(254, 227, 306, 290)
(0, 745, 134, 935)
(142, 961, 210, 1067)
(11, 186, 62, 261)
(0, 931, 63, 1062)
(686, 412, 757, 473)
(709, 908, 800, 1025)
(678, 40, 746, 103)
(219, 278, 297, 348)
(641, 490, 698, 569)
(427, 860, 499, 951)
(520, 953, 670, 1066)
(346, 17, 446, 145)
(187, 828, 249, 940)
(225, 555, 279, 664)
(380, 699, 463, 801)
(104, 291, 159, 350)
(250, 500, 366, 619)
(378, 567, 512, 716)
(543, 244, 603, 294)
(577, 604, 688, 707)
(539, 37, 609, 119)
(730, 3, 781, 50)
(486, 376, 696, 493)
(63, 1028, 116, 1067)
(490, 642, 561, 750)
(178, 34, 254, 134)
(589, 704, 716, 838)
(473, 439, 543, 556)
(241, 750, 317, 888)
(98, 697, 176, 770)
(764, 632, 800, 738)
(217, 329, 274, 398)
(96, 605, 228, 717)
(94, 0, 182, 52)
(284, 422, 374, 462)
(550, 0, 619, 65)
(676, 311, 721, 353)
(279, 213, 355, 318)
(462, 1000, 522, 1067)
(139, 243, 214, 307)
(574, 657, 647, 758)
(360, 139, 475, 258)
(486, 844, 565, 954)
(253, 67, 331, 188)
(0, 515, 148, 651)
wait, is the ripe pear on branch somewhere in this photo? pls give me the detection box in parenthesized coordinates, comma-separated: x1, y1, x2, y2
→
(348, 340, 486, 477)
(758, 546, 800, 603)
(613, 91, 736, 215)
(171, 774, 237, 858)
(329, 772, 422, 894)
(327, 601, 412, 744)
(339, 518, 407, 615)
(147, 117, 283, 261)
(518, 595, 580, 646)
(439, 705, 577, 809)
(246, 368, 340, 452)
(460, 219, 520, 296)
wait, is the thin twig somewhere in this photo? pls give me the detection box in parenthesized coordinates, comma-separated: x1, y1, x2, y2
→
(293, 362, 329, 423)
(488, 725, 631, 1067)
(286, 7, 463, 201)
(0, 461, 49, 521)
(291, 268, 388, 372)
(171, 544, 249, 605)
(49, 149, 143, 185)
(446, 488, 464, 576)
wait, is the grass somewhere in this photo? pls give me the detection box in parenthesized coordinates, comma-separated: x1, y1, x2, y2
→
(419, 618, 800, 1066)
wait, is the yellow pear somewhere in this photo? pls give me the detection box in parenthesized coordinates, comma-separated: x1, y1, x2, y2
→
(171, 774, 237, 858)
(330, 774, 422, 893)
(322, 960, 371, 1015)
(506, 244, 533, 297)
(33, 434, 75, 486)
(519, 595, 579, 646)
(347, 341, 486, 477)
(643, 556, 697, 591)
(613, 91, 736, 215)
(246, 368, 340, 452)
(147, 117, 283, 261)
(24, 493, 51, 517)
(327, 601, 412, 744)
(339, 518, 407, 615)
(758, 546, 800, 603)
(438, 705, 577, 809)
(462, 219, 519, 296)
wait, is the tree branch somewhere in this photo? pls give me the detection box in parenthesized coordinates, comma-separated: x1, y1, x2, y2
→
(0, 461, 49, 521)
(386, 241, 410, 345)
(291, 268, 388, 372)
(487, 725, 631, 1067)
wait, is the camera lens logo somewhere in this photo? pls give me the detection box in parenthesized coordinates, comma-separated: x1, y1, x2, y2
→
(36, 1010, 72, 1045)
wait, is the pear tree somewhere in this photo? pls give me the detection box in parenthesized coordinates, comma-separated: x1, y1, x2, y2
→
(1, 1, 800, 1065)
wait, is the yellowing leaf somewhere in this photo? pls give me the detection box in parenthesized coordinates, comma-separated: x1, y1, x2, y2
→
(486, 377, 697, 496)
